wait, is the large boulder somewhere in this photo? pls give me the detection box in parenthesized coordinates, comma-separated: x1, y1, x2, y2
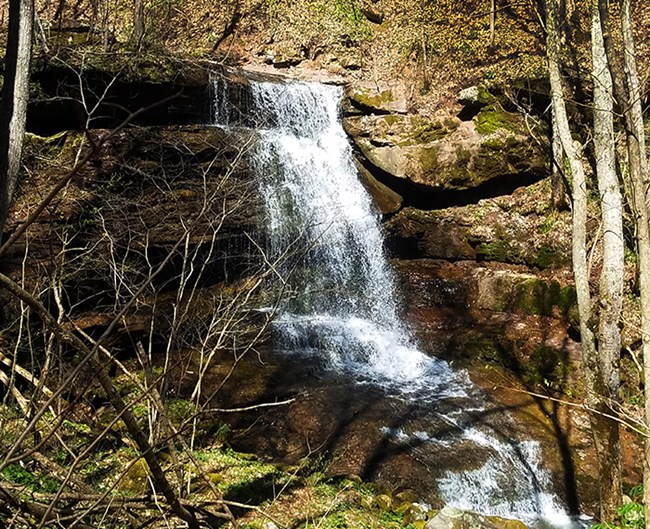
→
(344, 99, 547, 194)
(393, 259, 580, 371)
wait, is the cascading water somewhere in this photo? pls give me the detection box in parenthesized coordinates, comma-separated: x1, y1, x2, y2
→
(212, 75, 583, 528)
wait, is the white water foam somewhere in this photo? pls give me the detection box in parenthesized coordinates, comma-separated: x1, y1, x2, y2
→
(438, 439, 576, 528)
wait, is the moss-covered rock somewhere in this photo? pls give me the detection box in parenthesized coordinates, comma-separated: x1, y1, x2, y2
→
(474, 270, 576, 317)
(345, 102, 547, 192)
(474, 105, 519, 135)
(458, 85, 496, 107)
(347, 86, 408, 114)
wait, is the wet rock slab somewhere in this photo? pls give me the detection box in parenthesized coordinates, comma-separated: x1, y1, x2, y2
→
(194, 339, 602, 519)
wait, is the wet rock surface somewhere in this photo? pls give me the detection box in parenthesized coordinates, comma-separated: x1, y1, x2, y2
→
(189, 339, 602, 519)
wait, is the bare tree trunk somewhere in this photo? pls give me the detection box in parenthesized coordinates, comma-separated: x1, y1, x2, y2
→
(548, 0, 623, 517)
(593, 0, 622, 406)
(590, 0, 623, 517)
(130, 0, 145, 51)
(546, 0, 595, 363)
(551, 106, 567, 209)
(617, 0, 650, 519)
(489, 0, 496, 49)
(0, 0, 33, 238)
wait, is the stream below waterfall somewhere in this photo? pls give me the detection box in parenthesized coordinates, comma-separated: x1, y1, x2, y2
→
(211, 73, 586, 529)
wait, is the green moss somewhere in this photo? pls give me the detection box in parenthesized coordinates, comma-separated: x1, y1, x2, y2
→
(512, 279, 576, 316)
(381, 114, 401, 126)
(476, 86, 496, 105)
(418, 145, 440, 172)
(191, 448, 283, 503)
(63, 419, 92, 435)
(119, 459, 150, 495)
(2, 463, 61, 493)
(23, 131, 70, 161)
(556, 285, 577, 313)
(513, 278, 553, 315)
(443, 116, 460, 130)
(455, 145, 471, 163)
(167, 398, 195, 426)
(534, 244, 568, 268)
(350, 89, 395, 111)
(474, 239, 512, 262)
(278, 480, 421, 529)
(505, 135, 519, 148)
(523, 344, 566, 389)
(474, 105, 519, 135)
(463, 339, 507, 364)
(410, 118, 448, 143)
(539, 211, 557, 234)
(482, 137, 506, 150)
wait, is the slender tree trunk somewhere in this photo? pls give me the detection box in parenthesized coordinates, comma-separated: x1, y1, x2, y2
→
(551, 106, 567, 209)
(546, 0, 596, 363)
(590, 0, 623, 517)
(489, 0, 496, 49)
(593, 0, 623, 404)
(548, 0, 623, 517)
(616, 0, 650, 519)
(131, 0, 145, 51)
(0, 0, 34, 238)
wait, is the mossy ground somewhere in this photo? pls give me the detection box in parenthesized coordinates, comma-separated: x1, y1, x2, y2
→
(238, 477, 429, 529)
(0, 401, 429, 529)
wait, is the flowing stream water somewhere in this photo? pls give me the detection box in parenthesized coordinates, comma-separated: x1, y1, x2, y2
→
(212, 75, 583, 528)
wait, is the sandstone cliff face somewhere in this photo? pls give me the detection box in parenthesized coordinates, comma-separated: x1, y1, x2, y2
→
(17, 65, 578, 381)
(6, 125, 265, 348)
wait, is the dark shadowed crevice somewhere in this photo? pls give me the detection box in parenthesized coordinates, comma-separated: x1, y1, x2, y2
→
(356, 155, 546, 211)
(457, 106, 481, 121)
(26, 67, 213, 135)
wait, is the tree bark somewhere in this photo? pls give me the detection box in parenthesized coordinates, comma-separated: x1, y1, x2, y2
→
(0, 0, 34, 238)
(590, 0, 623, 517)
(130, 0, 145, 51)
(551, 106, 567, 210)
(547, 0, 623, 518)
(489, 0, 496, 49)
(546, 0, 595, 363)
(593, 0, 623, 404)
(617, 0, 650, 519)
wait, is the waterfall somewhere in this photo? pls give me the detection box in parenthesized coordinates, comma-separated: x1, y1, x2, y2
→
(212, 75, 582, 528)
